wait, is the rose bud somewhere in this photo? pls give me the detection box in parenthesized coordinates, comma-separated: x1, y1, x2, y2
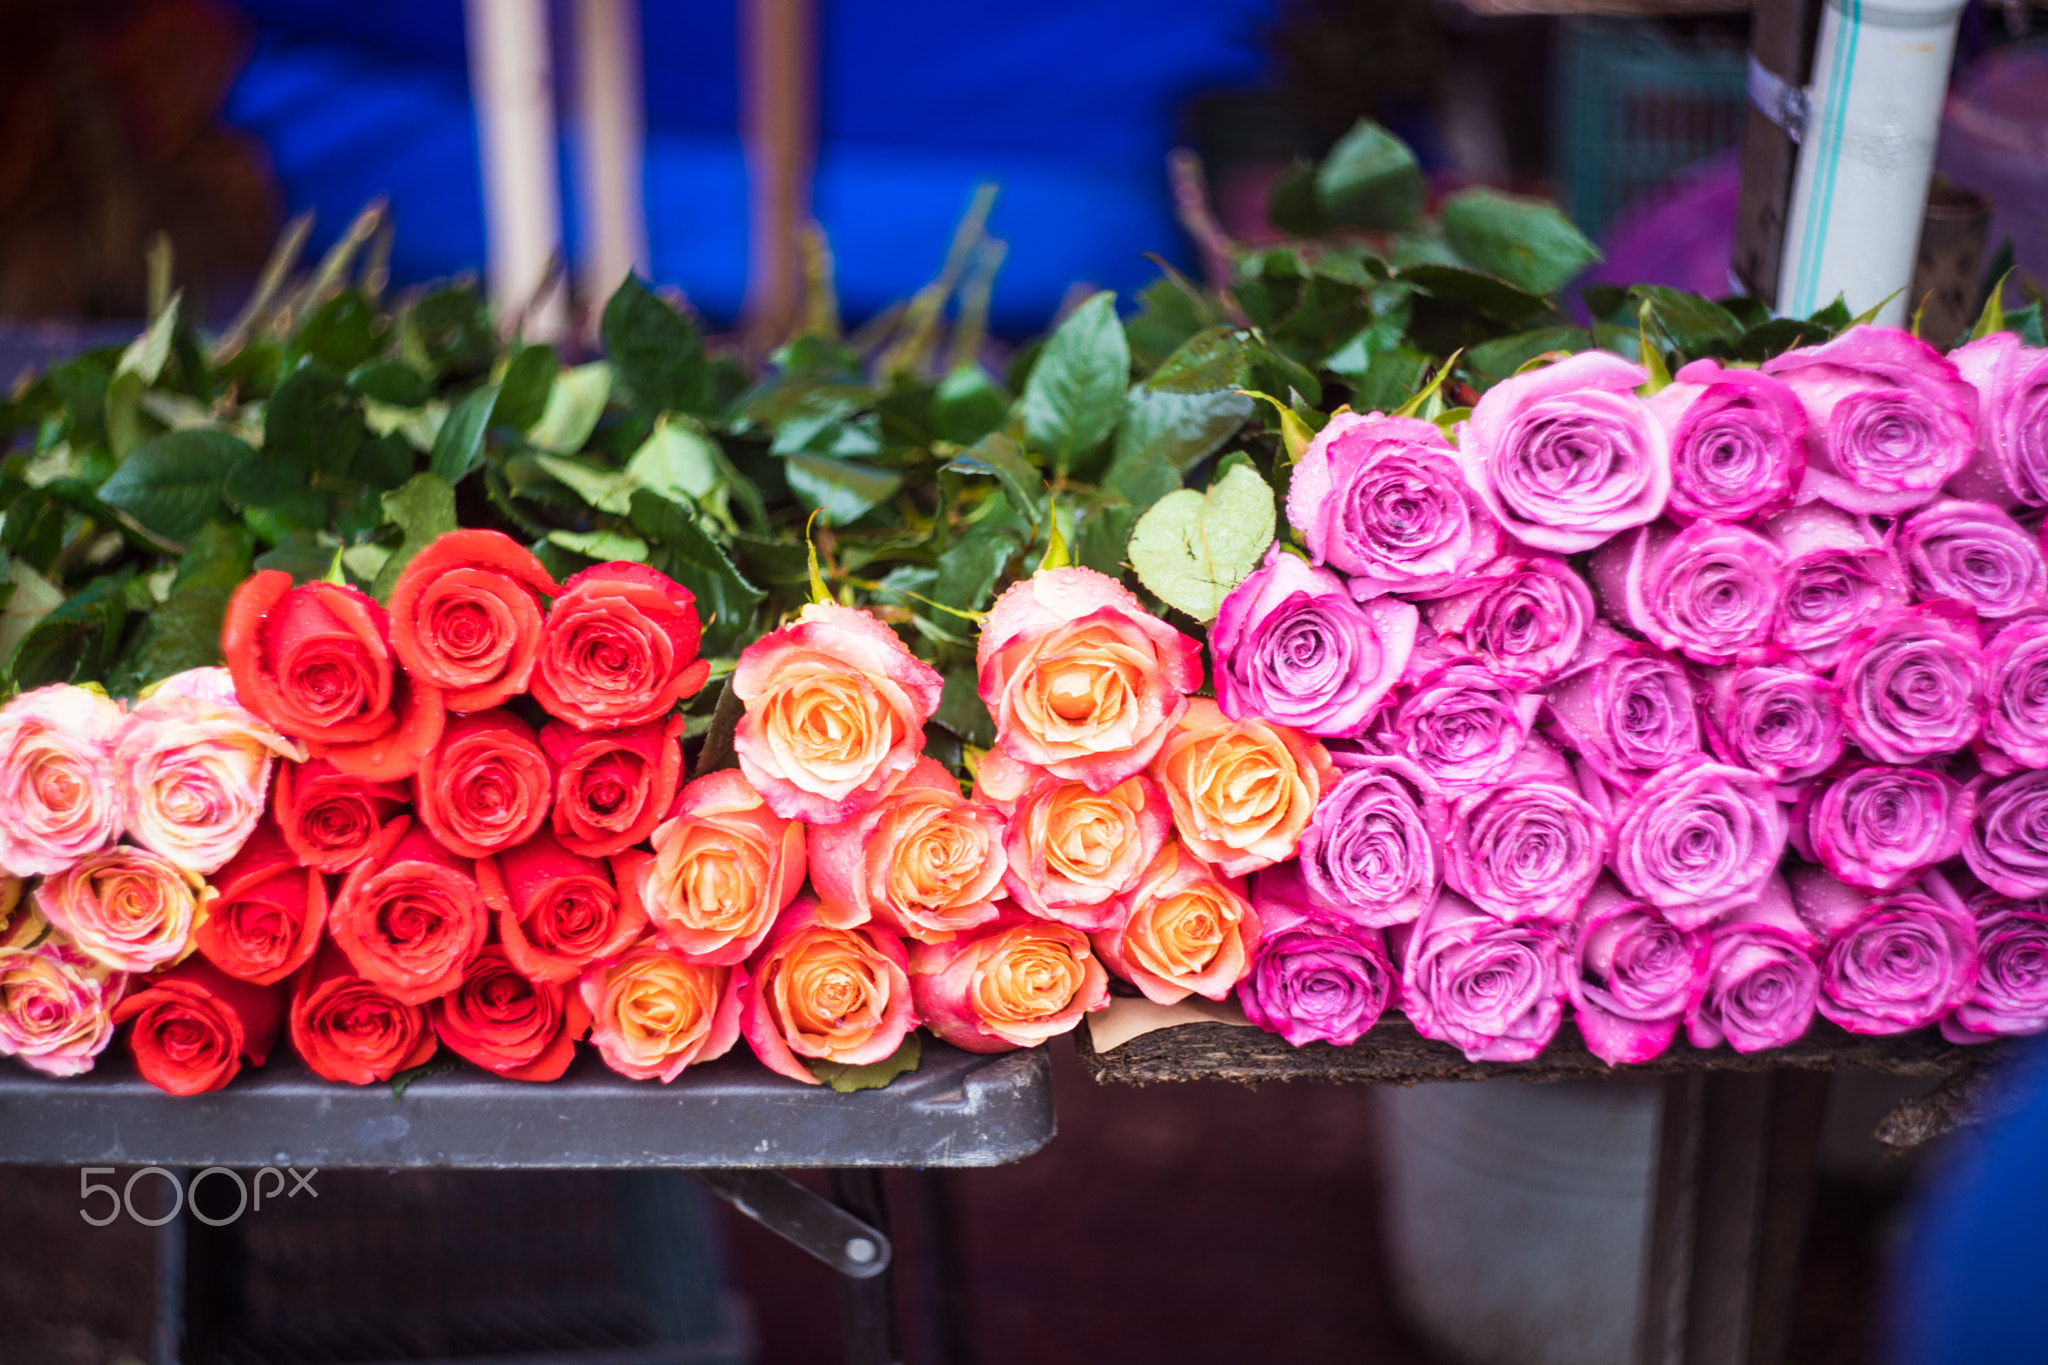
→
(1797, 763, 1971, 894)
(273, 758, 408, 872)
(387, 528, 560, 712)
(1567, 876, 1706, 1066)
(329, 817, 489, 1004)
(1456, 349, 1670, 554)
(1982, 615, 2048, 773)
(1895, 500, 2048, 620)
(1151, 699, 1335, 877)
(1426, 556, 1595, 686)
(194, 818, 328, 985)
(1544, 634, 1702, 791)
(413, 709, 553, 858)
(1238, 862, 1393, 1048)
(908, 907, 1110, 1053)
(111, 955, 283, 1096)
(1297, 753, 1444, 929)
(740, 897, 916, 1085)
(1445, 736, 1608, 925)
(978, 753, 1170, 932)
(288, 938, 438, 1085)
(1612, 757, 1787, 930)
(1700, 665, 1844, 792)
(33, 846, 204, 975)
(541, 714, 686, 858)
(577, 943, 744, 1081)
(0, 683, 127, 877)
(1285, 411, 1501, 597)
(809, 757, 1006, 944)
(479, 827, 649, 984)
(0, 939, 124, 1076)
(977, 566, 1203, 791)
(1943, 893, 2048, 1043)
(1834, 604, 1985, 763)
(1372, 661, 1538, 795)
(221, 571, 446, 780)
(1946, 332, 2048, 507)
(1763, 504, 1909, 668)
(1392, 889, 1566, 1063)
(1762, 325, 1979, 516)
(1210, 546, 1417, 738)
(1646, 358, 1807, 523)
(641, 769, 807, 964)
(429, 945, 586, 1082)
(116, 667, 302, 877)
(1092, 843, 1261, 1006)
(1965, 769, 2048, 899)
(532, 561, 710, 730)
(735, 600, 944, 822)
(1685, 875, 1820, 1053)
(1591, 519, 1782, 666)
(1791, 866, 1976, 1035)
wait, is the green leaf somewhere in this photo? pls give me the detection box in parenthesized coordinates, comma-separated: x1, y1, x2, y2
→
(103, 521, 255, 696)
(1439, 188, 1600, 296)
(1020, 291, 1128, 473)
(2007, 303, 2047, 348)
(1146, 326, 1254, 394)
(625, 417, 724, 507)
(224, 451, 327, 529)
(7, 574, 129, 689)
(289, 291, 381, 373)
(629, 491, 766, 657)
(808, 1031, 921, 1093)
(529, 361, 614, 454)
(98, 428, 251, 545)
(945, 431, 1043, 528)
(1393, 350, 1464, 419)
(934, 667, 995, 747)
(371, 473, 458, 601)
(1040, 496, 1071, 571)
(1969, 269, 2013, 342)
(1626, 286, 1741, 355)
(534, 453, 636, 515)
(933, 365, 1009, 446)
(1267, 157, 1325, 235)
(1848, 288, 1905, 330)
(347, 360, 432, 407)
(1466, 327, 1594, 384)
(389, 1056, 462, 1099)
(428, 382, 500, 484)
(1396, 262, 1550, 321)
(1315, 120, 1424, 231)
(1127, 459, 1277, 622)
(266, 362, 367, 477)
(1733, 316, 1831, 362)
(1237, 389, 1313, 462)
(253, 530, 335, 584)
(547, 528, 649, 564)
(117, 291, 182, 387)
(932, 523, 1021, 613)
(494, 343, 558, 433)
(784, 453, 901, 525)
(1105, 386, 1251, 501)
(602, 276, 710, 416)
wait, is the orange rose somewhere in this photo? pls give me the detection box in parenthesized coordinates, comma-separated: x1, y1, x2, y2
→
(908, 908, 1109, 1052)
(577, 942, 743, 1081)
(976, 749, 1171, 931)
(740, 898, 916, 1085)
(640, 769, 808, 965)
(808, 757, 1006, 943)
(1151, 699, 1335, 876)
(1093, 843, 1261, 1005)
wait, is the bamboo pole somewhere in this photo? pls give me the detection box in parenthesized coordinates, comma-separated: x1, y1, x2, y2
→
(465, 0, 569, 339)
(573, 0, 649, 333)
(742, 0, 816, 350)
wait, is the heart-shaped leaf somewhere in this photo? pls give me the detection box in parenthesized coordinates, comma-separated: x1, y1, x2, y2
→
(1127, 458, 1276, 622)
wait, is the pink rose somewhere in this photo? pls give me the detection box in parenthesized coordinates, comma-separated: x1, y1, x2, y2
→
(1946, 332, 2048, 507)
(117, 667, 301, 877)
(1763, 504, 1909, 668)
(1700, 665, 1844, 792)
(1543, 631, 1701, 792)
(1646, 358, 1807, 523)
(1685, 875, 1819, 1053)
(640, 769, 808, 965)
(0, 684, 126, 877)
(740, 897, 916, 1085)
(908, 906, 1110, 1052)
(1591, 519, 1782, 666)
(1833, 604, 1984, 763)
(808, 756, 1007, 943)
(1393, 889, 1566, 1063)
(1982, 614, 2048, 772)
(1895, 499, 2048, 620)
(33, 846, 203, 974)
(1943, 892, 2048, 1043)
(1610, 758, 1787, 930)
(1425, 555, 1595, 686)
(1567, 875, 1707, 1066)
(1790, 866, 1976, 1035)
(1092, 843, 1260, 1005)
(1443, 737, 1607, 925)
(577, 942, 744, 1081)
(1372, 661, 1538, 794)
(0, 939, 125, 1076)
(1297, 753, 1444, 929)
(1796, 763, 1971, 893)
(977, 752, 1170, 931)
(1964, 769, 2048, 899)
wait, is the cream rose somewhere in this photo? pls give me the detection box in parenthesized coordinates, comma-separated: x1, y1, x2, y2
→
(0, 683, 127, 877)
(33, 846, 205, 974)
(118, 666, 302, 876)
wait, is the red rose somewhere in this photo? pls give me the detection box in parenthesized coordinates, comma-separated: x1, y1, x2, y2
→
(541, 715, 686, 858)
(429, 945, 588, 1081)
(387, 529, 560, 713)
(288, 937, 438, 1084)
(194, 817, 328, 985)
(222, 571, 446, 780)
(478, 827, 650, 984)
(111, 955, 284, 1096)
(413, 709, 553, 858)
(273, 758, 409, 872)
(329, 818, 488, 1004)
(531, 562, 710, 730)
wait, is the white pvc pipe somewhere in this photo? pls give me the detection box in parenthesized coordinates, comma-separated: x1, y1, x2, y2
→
(466, 0, 569, 340)
(573, 0, 649, 323)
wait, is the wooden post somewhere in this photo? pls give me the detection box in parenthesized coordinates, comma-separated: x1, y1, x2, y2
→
(465, 0, 569, 339)
(742, 0, 816, 350)
(1730, 0, 1824, 304)
(573, 0, 649, 333)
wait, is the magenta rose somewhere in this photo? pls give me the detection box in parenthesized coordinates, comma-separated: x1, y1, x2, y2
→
(1946, 333, 2048, 507)
(1790, 866, 1976, 1035)
(1943, 892, 2048, 1042)
(1686, 875, 1820, 1053)
(1797, 763, 1971, 893)
(1646, 358, 1807, 523)
(1238, 862, 1394, 1047)
(1895, 500, 2048, 620)
(1592, 518, 1782, 666)
(1612, 758, 1787, 930)
(1701, 665, 1844, 791)
(1567, 875, 1707, 1066)
(1543, 633, 1701, 792)
(1296, 753, 1443, 928)
(1393, 889, 1566, 1062)
(1964, 769, 2048, 899)
(1982, 614, 2048, 772)
(1372, 661, 1537, 794)
(1833, 604, 1984, 764)
(1443, 736, 1607, 926)
(1763, 504, 1909, 668)
(1211, 546, 1417, 738)
(1425, 556, 1594, 686)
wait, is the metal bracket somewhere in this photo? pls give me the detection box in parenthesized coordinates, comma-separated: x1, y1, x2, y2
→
(1746, 54, 1810, 144)
(690, 1169, 893, 1279)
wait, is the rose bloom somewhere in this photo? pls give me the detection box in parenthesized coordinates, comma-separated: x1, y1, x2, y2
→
(194, 818, 327, 985)
(329, 818, 489, 1004)
(1763, 504, 1909, 668)
(1237, 862, 1393, 1047)
(481, 826, 649, 984)
(1285, 410, 1501, 596)
(34, 846, 203, 974)
(1798, 763, 1971, 894)
(1943, 893, 2048, 1042)
(1965, 769, 2048, 899)
(1544, 634, 1701, 792)
(1611, 758, 1787, 930)
(1210, 547, 1417, 737)
(977, 567, 1204, 790)
(413, 709, 553, 858)
(1151, 699, 1335, 877)
(116, 667, 300, 877)
(1426, 556, 1595, 686)
(1791, 866, 1976, 1035)
(271, 758, 408, 872)
(430, 945, 585, 1082)
(810, 757, 1006, 944)
(0, 683, 127, 877)
(1592, 519, 1782, 666)
(1444, 736, 1607, 926)
(578, 943, 743, 1081)
(1568, 876, 1707, 1066)
(1700, 665, 1844, 792)
(1833, 604, 1984, 764)
(1895, 500, 2048, 620)
(1373, 661, 1538, 794)
(387, 528, 560, 712)
(1456, 349, 1670, 554)
(1982, 615, 2048, 772)
(1092, 843, 1261, 1005)
(908, 907, 1110, 1052)
(1646, 358, 1808, 523)
(541, 714, 686, 857)
(1948, 332, 2048, 506)
(641, 769, 808, 965)
(531, 561, 711, 730)
(222, 571, 445, 780)
(1686, 876, 1820, 1053)
(1394, 889, 1566, 1063)
(735, 601, 944, 822)
(288, 938, 438, 1085)
(977, 751, 1170, 931)
(111, 955, 282, 1096)
(0, 938, 125, 1076)
(1297, 753, 1443, 929)
(740, 897, 916, 1085)
(0, 876, 43, 952)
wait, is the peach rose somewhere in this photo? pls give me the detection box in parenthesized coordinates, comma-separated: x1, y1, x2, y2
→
(977, 567, 1204, 790)
(808, 757, 1006, 943)
(733, 603, 944, 823)
(740, 897, 917, 1085)
(577, 942, 744, 1081)
(1092, 843, 1261, 1005)
(1150, 699, 1336, 876)
(0, 938, 125, 1076)
(0, 683, 127, 877)
(34, 846, 205, 974)
(975, 749, 1170, 931)
(908, 907, 1109, 1052)
(640, 769, 808, 965)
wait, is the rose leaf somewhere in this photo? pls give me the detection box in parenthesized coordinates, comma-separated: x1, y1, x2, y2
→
(1020, 289, 1127, 474)
(1314, 120, 1424, 231)
(427, 381, 501, 485)
(601, 275, 712, 418)
(96, 428, 253, 547)
(629, 490, 765, 657)
(1127, 458, 1276, 623)
(1440, 188, 1600, 298)
(784, 453, 901, 526)
(528, 361, 614, 454)
(492, 343, 558, 434)
(371, 472, 458, 601)
(808, 1032, 922, 1094)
